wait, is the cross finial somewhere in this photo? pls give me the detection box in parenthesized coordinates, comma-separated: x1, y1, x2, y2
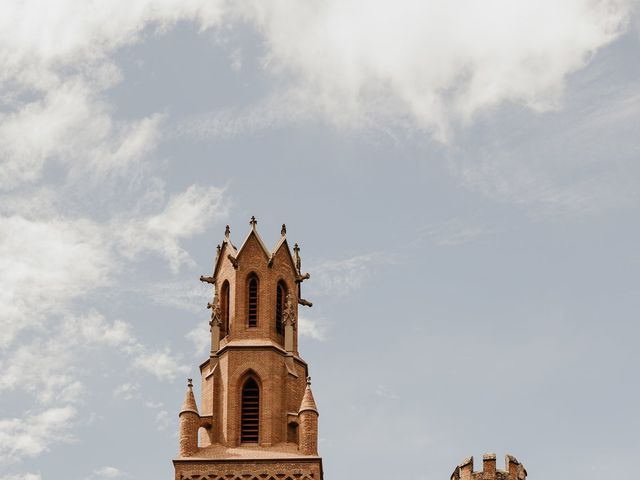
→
(187, 378, 193, 388)
(216, 244, 221, 254)
(293, 243, 300, 254)
(281, 224, 287, 236)
(306, 376, 311, 386)
(224, 225, 230, 238)
(250, 216, 257, 228)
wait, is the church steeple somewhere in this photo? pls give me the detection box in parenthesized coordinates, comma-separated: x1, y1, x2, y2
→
(174, 220, 323, 480)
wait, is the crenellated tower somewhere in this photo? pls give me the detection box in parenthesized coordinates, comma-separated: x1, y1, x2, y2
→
(451, 454, 527, 480)
(173, 218, 323, 480)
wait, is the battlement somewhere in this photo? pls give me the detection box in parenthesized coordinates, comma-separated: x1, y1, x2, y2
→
(450, 454, 527, 480)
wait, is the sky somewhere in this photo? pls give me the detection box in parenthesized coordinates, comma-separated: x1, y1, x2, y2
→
(1, 1, 640, 479)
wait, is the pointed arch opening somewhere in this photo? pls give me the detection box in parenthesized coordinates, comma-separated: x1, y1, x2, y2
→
(275, 280, 287, 336)
(220, 280, 230, 337)
(241, 377, 260, 443)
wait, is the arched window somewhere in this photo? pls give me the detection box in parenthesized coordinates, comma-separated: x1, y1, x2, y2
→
(275, 281, 287, 335)
(247, 275, 258, 327)
(220, 280, 230, 337)
(241, 377, 259, 443)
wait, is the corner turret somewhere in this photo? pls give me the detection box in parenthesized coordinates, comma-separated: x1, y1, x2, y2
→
(298, 377, 319, 455)
(178, 379, 200, 457)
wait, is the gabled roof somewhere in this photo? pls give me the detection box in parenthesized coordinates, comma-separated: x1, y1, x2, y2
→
(236, 225, 271, 261)
(270, 235, 298, 273)
(212, 220, 299, 278)
(211, 235, 237, 279)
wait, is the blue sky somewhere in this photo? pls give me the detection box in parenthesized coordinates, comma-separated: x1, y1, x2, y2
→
(1, 2, 639, 479)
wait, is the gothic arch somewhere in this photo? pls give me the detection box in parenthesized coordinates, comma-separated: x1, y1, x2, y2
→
(240, 375, 260, 443)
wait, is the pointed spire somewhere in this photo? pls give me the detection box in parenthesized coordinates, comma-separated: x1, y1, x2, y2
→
(250, 216, 257, 229)
(180, 378, 199, 414)
(281, 223, 287, 236)
(299, 376, 319, 414)
(225, 225, 230, 238)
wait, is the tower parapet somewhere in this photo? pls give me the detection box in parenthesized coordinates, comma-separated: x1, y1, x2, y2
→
(450, 454, 527, 480)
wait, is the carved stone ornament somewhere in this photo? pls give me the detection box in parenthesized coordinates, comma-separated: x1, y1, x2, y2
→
(293, 243, 301, 273)
(282, 293, 296, 329)
(207, 293, 222, 329)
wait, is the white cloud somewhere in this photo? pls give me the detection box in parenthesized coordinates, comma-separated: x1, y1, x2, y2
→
(375, 384, 400, 400)
(0, 183, 226, 346)
(176, 90, 315, 140)
(91, 466, 127, 479)
(132, 349, 189, 382)
(0, 309, 186, 462)
(0, 79, 163, 190)
(113, 383, 141, 401)
(186, 321, 212, 357)
(308, 253, 387, 297)
(0, 216, 111, 347)
(0, 473, 42, 480)
(418, 218, 501, 246)
(455, 153, 603, 215)
(0, 3, 233, 470)
(226, 0, 632, 140)
(0, 311, 136, 404)
(449, 81, 640, 216)
(298, 317, 328, 342)
(0, 406, 76, 464)
(0, 184, 222, 417)
(154, 410, 171, 432)
(142, 279, 212, 314)
(116, 185, 229, 271)
(0, 1, 224, 92)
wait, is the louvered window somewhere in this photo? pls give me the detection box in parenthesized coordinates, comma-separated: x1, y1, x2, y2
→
(221, 280, 230, 337)
(241, 378, 259, 443)
(275, 282, 286, 335)
(247, 276, 258, 327)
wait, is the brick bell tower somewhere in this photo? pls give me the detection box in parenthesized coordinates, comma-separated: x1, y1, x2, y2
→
(173, 218, 323, 480)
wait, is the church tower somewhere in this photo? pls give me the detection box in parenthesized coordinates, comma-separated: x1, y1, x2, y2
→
(173, 218, 323, 480)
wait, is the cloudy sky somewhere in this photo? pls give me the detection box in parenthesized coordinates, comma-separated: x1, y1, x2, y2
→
(1, 1, 640, 479)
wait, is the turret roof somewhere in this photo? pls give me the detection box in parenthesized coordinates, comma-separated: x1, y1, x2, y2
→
(180, 378, 199, 415)
(298, 377, 319, 415)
